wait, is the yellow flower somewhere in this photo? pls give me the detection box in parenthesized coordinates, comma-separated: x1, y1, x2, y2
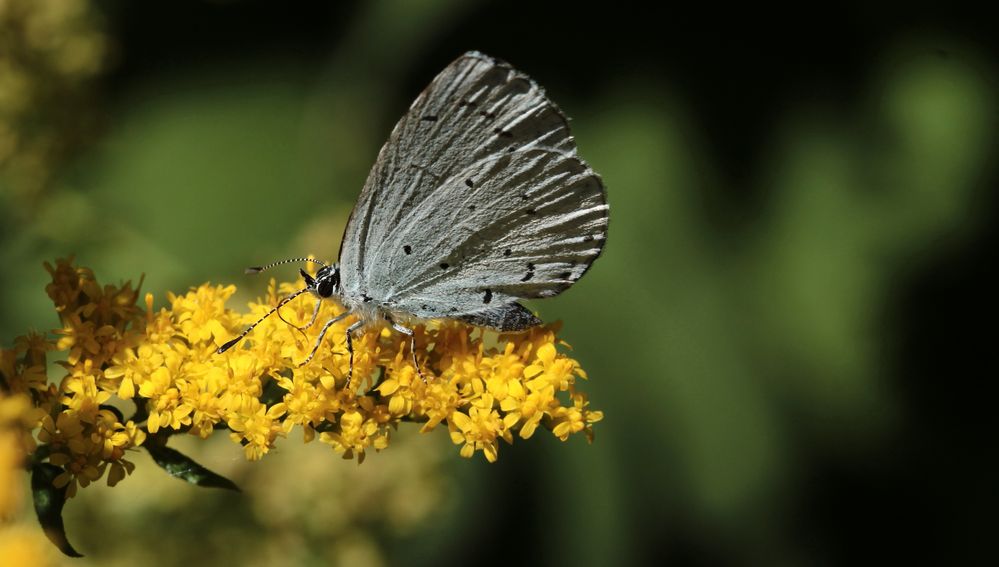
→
(141, 366, 190, 434)
(0, 336, 50, 396)
(142, 292, 179, 344)
(12, 256, 603, 505)
(60, 361, 111, 421)
(499, 377, 555, 440)
(227, 399, 285, 460)
(275, 372, 338, 441)
(15, 332, 51, 368)
(319, 407, 389, 463)
(43, 258, 93, 314)
(89, 276, 144, 327)
(447, 394, 511, 463)
(104, 343, 164, 400)
(524, 342, 579, 391)
(551, 392, 604, 443)
(168, 283, 237, 346)
(177, 367, 226, 439)
(91, 409, 143, 461)
(53, 311, 102, 367)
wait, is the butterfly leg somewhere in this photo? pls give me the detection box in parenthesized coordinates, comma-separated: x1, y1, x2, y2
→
(282, 297, 322, 332)
(278, 297, 321, 340)
(389, 320, 426, 383)
(343, 319, 366, 387)
(299, 310, 352, 367)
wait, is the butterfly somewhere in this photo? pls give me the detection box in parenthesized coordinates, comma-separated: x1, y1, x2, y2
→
(218, 51, 609, 385)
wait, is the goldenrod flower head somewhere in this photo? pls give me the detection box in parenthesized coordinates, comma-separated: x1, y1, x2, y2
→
(5, 258, 603, 504)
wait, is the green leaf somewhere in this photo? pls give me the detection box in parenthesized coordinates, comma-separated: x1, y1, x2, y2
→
(31, 463, 83, 558)
(259, 376, 286, 407)
(129, 397, 149, 424)
(144, 443, 240, 491)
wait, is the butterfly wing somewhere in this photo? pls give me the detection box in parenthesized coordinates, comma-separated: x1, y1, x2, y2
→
(338, 51, 608, 330)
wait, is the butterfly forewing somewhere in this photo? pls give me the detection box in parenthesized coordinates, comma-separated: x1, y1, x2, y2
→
(338, 51, 608, 330)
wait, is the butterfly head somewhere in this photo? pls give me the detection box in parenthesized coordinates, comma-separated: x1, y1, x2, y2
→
(302, 264, 340, 298)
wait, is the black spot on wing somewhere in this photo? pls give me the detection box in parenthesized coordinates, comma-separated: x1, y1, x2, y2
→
(439, 263, 450, 270)
(465, 178, 474, 188)
(421, 115, 438, 122)
(521, 263, 535, 282)
(483, 289, 492, 304)
(403, 245, 412, 255)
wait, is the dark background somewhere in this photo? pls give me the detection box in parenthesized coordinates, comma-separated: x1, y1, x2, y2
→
(1, 1, 995, 565)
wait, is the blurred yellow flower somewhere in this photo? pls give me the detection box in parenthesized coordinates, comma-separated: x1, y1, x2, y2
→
(1, 393, 35, 519)
(0, 526, 54, 567)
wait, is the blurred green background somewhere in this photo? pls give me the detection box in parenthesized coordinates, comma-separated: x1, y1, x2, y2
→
(2, 1, 996, 565)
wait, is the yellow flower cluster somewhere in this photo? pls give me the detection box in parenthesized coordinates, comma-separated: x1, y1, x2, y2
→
(29, 260, 146, 498)
(218, 273, 603, 463)
(2, 257, 602, 500)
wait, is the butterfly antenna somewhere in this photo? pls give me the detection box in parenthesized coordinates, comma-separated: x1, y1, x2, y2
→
(217, 287, 310, 354)
(245, 257, 328, 274)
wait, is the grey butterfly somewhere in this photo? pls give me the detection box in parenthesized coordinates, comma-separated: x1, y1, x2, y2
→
(218, 51, 608, 383)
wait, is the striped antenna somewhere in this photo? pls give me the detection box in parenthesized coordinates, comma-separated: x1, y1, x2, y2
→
(245, 257, 328, 274)
(216, 287, 310, 354)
